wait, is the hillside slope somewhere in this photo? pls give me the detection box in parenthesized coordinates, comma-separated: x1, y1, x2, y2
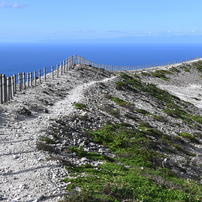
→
(37, 61, 202, 201)
(1, 61, 202, 201)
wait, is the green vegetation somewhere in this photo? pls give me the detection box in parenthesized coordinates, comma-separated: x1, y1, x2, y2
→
(39, 136, 55, 144)
(135, 108, 151, 115)
(63, 124, 202, 201)
(109, 97, 128, 107)
(193, 61, 202, 71)
(169, 66, 180, 73)
(179, 132, 194, 140)
(181, 66, 190, 72)
(141, 71, 150, 76)
(151, 69, 171, 81)
(103, 104, 120, 118)
(116, 73, 179, 103)
(72, 103, 86, 110)
(36, 141, 57, 153)
(172, 144, 195, 156)
(178, 132, 200, 144)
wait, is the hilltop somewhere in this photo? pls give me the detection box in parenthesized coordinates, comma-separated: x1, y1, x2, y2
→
(1, 60, 202, 201)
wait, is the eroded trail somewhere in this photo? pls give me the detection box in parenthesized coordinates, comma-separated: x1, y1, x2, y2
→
(0, 65, 115, 202)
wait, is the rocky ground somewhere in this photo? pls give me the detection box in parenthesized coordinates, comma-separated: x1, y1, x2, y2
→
(1, 60, 202, 201)
(0, 65, 114, 201)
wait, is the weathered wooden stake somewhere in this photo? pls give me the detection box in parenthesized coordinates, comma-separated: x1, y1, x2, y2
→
(7, 77, 10, 101)
(18, 73, 22, 91)
(44, 67, 46, 81)
(57, 64, 59, 78)
(13, 74, 16, 94)
(30, 72, 32, 87)
(51, 67, 54, 80)
(27, 72, 30, 87)
(34, 71, 36, 86)
(66, 59, 68, 71)
(63, 60, 65, 73)
(60, 62, 63, 76)
(11, 76, 14, 99)
(23, 73, 26, 89)
(0, 74, 2, 104)
(39, 70, 41, 84)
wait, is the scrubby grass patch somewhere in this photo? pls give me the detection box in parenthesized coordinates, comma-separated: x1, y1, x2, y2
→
(102, 104, 120, 118)
(178, 132, 200, 144)
(39, 136, 55, 144)
(109, 97, 128, 107)
(193, 62, 202, 72)
(169, 66, 180, 73)
(117, 73, 179, 103)
(172, 144, 196, 156)
(163, 104, 202, 126)
(180, 66, 190, 72)
(36, 141, 58, 153)
(135, 108, 151, 115)
(72, 103, 86, 110)
(141, 71, 150, 76)
(62, 124, 202, 201)
(151, 70, 171, 81)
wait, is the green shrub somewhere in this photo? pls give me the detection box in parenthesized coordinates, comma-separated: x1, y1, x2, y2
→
(36, 141, 58, 153)
(110, 97, 128, 106)
(136, 109, 151, 115)
(39, 137, 55, 144)
(151, 70, 171, 80)
(62, 124, 202, 202)
(181, 66, 190, 72)
(72, 103, 86, 110)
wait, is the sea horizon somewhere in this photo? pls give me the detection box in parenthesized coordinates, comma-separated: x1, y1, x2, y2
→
(1, 42, 202, 77)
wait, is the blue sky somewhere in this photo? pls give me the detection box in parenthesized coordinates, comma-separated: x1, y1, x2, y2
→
(0, 0, 202, 43)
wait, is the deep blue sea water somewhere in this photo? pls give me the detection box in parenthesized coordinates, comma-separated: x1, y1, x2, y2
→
(0, 43, 202, 77)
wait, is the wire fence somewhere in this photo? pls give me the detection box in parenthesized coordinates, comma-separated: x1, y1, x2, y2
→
(0, 55, 199, 104)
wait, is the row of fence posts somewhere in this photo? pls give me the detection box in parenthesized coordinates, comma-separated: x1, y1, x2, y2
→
(0, 55, 199, 104)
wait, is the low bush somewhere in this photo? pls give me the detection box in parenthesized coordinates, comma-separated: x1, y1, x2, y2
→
(72, 103, 86, 110)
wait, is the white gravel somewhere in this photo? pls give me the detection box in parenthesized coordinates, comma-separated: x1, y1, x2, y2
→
(0, 66, 115, 202)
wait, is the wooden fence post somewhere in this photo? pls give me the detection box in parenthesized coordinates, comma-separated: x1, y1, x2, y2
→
(34, 71, 36, 86)
(23, 73, 26, 89)
(66, 59, 68, 71)
(11, 76, 14, 99)
(74, 55, 77, 65)
(9, 77, 12, 100)
(18, 73, 21, 91)
(27, 72, 29, 87)
(44, 67, 46, 81)
(51, 67, 54, 80)
(2, 74, 6, 103)
(60, 62, 63, 75)
(30, 72, 32, 87)
(13, 74, 16, 94)
(39, 70, 41, 84)
(57, 64, 59, 78)
(18, 73, 22, 91)
(7, 77, 10, 101)
(0, 74, 2, 104)
(63, 60, 65, 73)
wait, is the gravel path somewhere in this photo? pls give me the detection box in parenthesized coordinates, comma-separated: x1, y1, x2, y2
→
(0, 65, 114, 202)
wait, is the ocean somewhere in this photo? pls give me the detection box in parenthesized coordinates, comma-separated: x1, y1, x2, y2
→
(0, 43, 202, 77)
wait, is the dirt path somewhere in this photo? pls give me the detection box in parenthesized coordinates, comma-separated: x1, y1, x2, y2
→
(0, 70, 115, 202)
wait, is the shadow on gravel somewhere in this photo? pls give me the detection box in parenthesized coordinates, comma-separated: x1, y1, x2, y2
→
(0, 150, 35, 157)
(3, 164, 61, 176)
(0, 138, 32, 144)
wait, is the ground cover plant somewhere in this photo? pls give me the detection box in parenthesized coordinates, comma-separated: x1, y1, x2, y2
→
(151, 69, 171, 81)
(63, 124, 202, 202)
(72, 102, 86, 110)
(34, 70, 202, 201)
